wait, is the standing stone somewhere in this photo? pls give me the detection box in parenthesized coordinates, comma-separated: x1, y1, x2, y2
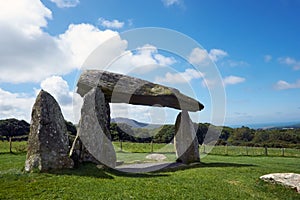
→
(72, 87, 116, 168)
(69, 134, 101, 166)
(174, 111, 200, 164)
(25, 90, 73, 172)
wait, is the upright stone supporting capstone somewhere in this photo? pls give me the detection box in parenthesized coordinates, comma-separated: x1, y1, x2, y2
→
(69, 135, 100, 167)
(174, 110, 200, 164)
(71, 87, 116, 168)
(25, 90, 74, 172)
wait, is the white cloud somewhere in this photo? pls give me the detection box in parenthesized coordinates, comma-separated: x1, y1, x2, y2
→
(50, 0, 80, 8)
(0, 76, 83, 122)
(111, 104, 149, 122)
(201, 78, 218, 88)
(264, 55, 272, 62)
(0, 0, 124, 83)
(0, 1, 177, 83)
(39, 76, 83, 123)
(162, 0, 181, 7)
(154, 54, 176, 66)
(0, 0, 52, 36)
(131, 44, 158, 67)
(279, 57, 296, 65)
(209, 49, 228, 62)
(188, 48, 228, 66)
(110, 104, 168, 125)
(223, 76, 245, 86)
(0, 22, 120, 83)
(274, 79, 300, 90)
(108, 44, 176, 74)
(221, 60, 249, 67)
(0, 88, 35, 121)
(98, 18, 124, 29)
(188, 48, 209, 65)
(40, 76, 72, 106)
(278, 57, 300, 70)
(58, 23, 123, 69)
(155, 68, 204, 84)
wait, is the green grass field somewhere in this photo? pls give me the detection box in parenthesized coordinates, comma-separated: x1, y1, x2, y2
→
(1, 141, 300, 199)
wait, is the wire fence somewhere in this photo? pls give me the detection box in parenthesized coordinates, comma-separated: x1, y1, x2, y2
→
(200, 145, 300, 157)
(2, 141, 300, 157)
(113, 142, 300, 157)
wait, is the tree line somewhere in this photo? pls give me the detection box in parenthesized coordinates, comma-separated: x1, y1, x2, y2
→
(110, 123, 300, 148)
(1, 118, 299, 149)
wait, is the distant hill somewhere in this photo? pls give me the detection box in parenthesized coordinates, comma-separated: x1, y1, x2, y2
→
(269, 123, 300, 130)
(291, 123, 300, 128)
(111, 117, 162, 129)
(238, 121, 300, 130)
(111, 117, 149, 128)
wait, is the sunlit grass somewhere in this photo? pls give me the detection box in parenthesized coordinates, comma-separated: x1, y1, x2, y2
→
(1, 141, 300, 199)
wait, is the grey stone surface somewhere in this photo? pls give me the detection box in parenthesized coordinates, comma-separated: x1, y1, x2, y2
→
(25, 90, 73, 172)
(74, 87, 116, 168)
(69, 135, 100, 166)
(260, 173, 300, 193)
(174, 111, 200, 164)
(77, 70, 204, 112)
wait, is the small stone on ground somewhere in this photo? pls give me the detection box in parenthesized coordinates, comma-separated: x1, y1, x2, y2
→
(145, 153, 167, 161)
(260, 173, 300, 193)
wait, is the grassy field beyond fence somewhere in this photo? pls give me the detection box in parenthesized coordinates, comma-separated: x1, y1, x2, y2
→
(1, 141, 300, 158)
(207, 145, 300, 157)
(112, 142, 300, 158)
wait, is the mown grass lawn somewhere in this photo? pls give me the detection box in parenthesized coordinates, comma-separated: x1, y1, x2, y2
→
(1, 142, 300, 199)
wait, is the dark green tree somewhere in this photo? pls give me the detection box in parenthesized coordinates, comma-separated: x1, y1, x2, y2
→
(65, 120, 77, 136)
(0, 118, 30, 153)
(153, 125, 175, 143)
(228, 126, 254, 145)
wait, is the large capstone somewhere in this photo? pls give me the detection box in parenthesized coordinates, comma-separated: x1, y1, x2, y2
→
(72, 87, 116, 168)
(25, 90, 73, 172)
(174, 111, 200, 164)
(77, 70, 204, 112)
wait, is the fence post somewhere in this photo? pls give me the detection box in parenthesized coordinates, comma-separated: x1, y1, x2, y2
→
(119, 140, 123, 152)
(264, 146, 268, 156)
(151, 140, 154, 153)
(282, 148, 285, 157)
(9, 136, 12, 153)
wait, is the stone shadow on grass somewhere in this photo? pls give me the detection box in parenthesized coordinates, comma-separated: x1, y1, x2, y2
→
(106, 168, 170, 178)
(49, 162, 254, 178)
(0, 152, 17, 155)
(0, 152, 27, 155)
(155, 162, 255, 173)
(49, 163, 169, 179)
(48, 163, 114, 179)
(200, 162, 255, 168)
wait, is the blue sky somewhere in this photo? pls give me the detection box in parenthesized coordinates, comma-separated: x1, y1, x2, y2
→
(0, 0, 300, 126)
